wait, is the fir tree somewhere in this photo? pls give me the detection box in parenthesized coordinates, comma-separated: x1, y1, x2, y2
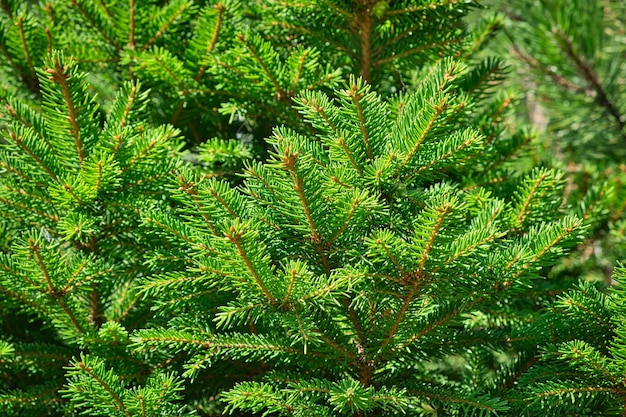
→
(132, 60, 584, 416)
(0, 1, 613, 416)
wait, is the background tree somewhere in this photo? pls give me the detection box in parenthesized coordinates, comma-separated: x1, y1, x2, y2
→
(468, 1, 626, 414)
(473, 0, 626, 283)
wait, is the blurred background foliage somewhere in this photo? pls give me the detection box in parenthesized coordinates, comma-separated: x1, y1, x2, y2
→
(469, 0, 626, 285)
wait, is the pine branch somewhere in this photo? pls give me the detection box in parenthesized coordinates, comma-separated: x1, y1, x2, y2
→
(28, 237, 84, 334)
(70, 0, 120, 50)
(346, 83, 373, 161)
(225, 225, 276, 303)
(15, 15, 37, 94)
(194, 3, 224, 82)
(45, 58, 85, 164)
(142, 1, 192, 51)
(553, 27, 626, 133)
(281, 147, 331, 274)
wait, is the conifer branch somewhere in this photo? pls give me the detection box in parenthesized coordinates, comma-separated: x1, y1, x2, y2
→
(195, 3, 224, 82)
(46, 59, 86, 164)
(444, 230, 500, 265)
(328, 196, 360, 245)
(281, 149, 331, 274)
(558, 345, 618, 384)
(177, 88, 234, 97)
(560, 295, 612, 331)
(301, 276, 355, 301)
(507, 221, 581, 280)
(482, 95, 514, 146)
(509, 44, 586, 95)
(0, 42, 22, 82)
(536, 386, 621, 398)
(291, 49, 309, 93)
(338, 136, 363, 174)
(377, 203, 451, 355)
(0, 285, 47, 315)
(208, 185, 238, 219)
(516, 171, 547, 225)
(28, 238, 83, 334)
(3, 101, 59, 157)
(415, 132, 479, 175)
(75, 360, 128, 415)
(95, 0, 113, 23)
(6, 131, 58, 181)
(112, 85, 138, 154)
(528, 223, 579, 263)
(16, 15, 38, 93)
(160, 288, 218, 310)
(273, 21, 356, 59)
(149, 54, 182, 85)
(238, 34, 288, 102)
(0, 160, 43, 188)
(501, 355, 539, 390)
(88, 288, 104, 328)
(62, 183, 85, 205)
(71, 1, 120, 50)
(128, 0, 136, 50)
(0, 195, 59, 222)
(121, 132, 174, 173)
(6, 182, 54, 205)
(375, 239, 406, 276)
(467, 63, 505, 97)
(142, 2, 191, 51)
(357, 4, 373, 81)
(61, 258, 89, 294)
(378, 23, 425, 53)
(44, 28, 52, 54)
(299, 96, 339, 134)
(419, 204, 451, 272)
(384, 0, 464, 16)
(397, 99, 447, 172)
(319, 0, 353, 20)
(178, 175, 218, 236)
(373, 37, 463, 67)
(553, 28, 626, 133)
(318, 332, 358, 360)
(142, 215, 197, 245)
(225, 225, 276, 303)
(377, 283, 419, 355)
(397, 303, 466, 350)
(347, 84, 373, 161)
(282, 268, 297, 305)
(64, 269, 108, 296)
(0, 258, 34, 286)
(115, 170, 174, 192)
(246, 166, 279, 199)
(139, 334, 301, 354)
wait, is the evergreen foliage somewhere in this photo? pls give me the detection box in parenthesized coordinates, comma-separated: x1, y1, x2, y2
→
(506, 265, 626, 416)
(476, 0, 626, 282)
(0, 0, 622, 416)
(0, 0, 499, 163)
(132, 60, 585, 416)
(468, 2, 626, 414)
(0, 52, 186, 416)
